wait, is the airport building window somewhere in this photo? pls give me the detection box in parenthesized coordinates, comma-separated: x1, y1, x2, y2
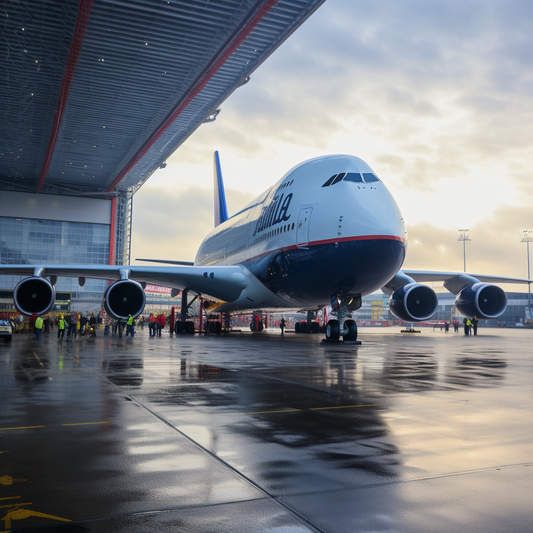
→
(343, 173, 364, 183)
(0, 216, 109, 307)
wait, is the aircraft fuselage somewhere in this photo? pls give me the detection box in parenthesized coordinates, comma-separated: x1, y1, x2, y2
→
(195, 155, 407, 308)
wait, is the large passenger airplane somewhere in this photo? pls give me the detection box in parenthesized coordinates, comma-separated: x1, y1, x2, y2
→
(1, 153, 529, 341)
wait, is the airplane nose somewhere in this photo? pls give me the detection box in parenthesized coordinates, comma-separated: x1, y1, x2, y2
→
(342, 184, 405, 242)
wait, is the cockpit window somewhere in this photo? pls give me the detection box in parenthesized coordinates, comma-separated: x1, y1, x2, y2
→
(362, 173, 380, 183)
(332, 173, 345, 185)
(343, 172, 363, 183)
(322, 175, 337, 187)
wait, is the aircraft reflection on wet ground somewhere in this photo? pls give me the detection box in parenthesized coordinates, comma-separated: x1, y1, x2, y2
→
(0, 327, 532, 532)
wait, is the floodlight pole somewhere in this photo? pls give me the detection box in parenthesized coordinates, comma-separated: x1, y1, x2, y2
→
(458, 229, 471, 273)
(521, 230, 533, 317)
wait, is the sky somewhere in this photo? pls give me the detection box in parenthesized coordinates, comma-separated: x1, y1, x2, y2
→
(131, 0, 533, 291)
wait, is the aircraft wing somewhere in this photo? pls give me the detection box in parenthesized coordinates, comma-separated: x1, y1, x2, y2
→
(402, 270, 531, 285)
(0, 264, 249, 304)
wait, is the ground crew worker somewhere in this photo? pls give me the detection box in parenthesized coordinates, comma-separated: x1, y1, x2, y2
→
(149, 313, 156, 337)
(126, 314, 135, 337)
(156, 314, 165, 336)
(280, 317, 286, 335)
(58, 316, 66, 339)
(466, 317, 472, 335)
(34, 315, 43, 341)
(472, 316, 478, 335)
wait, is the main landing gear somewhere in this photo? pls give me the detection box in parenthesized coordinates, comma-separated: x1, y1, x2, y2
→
(325, 294, 360, 343)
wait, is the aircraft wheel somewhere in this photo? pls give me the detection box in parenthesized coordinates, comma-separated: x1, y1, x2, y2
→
(326, 319, 340, 341)
(343, 319, 357, 342)
(215, 321, 222, 335)
(295, 322, 300, 333)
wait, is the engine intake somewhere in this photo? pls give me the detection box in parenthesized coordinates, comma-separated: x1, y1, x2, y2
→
(14, 276, 55, 316)
(103, 279, 146, 320)
(455, 283, 507, 319)
(389, 283, 438, 322)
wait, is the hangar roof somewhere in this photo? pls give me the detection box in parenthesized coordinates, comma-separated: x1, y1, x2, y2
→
(1, 0, 324, 198)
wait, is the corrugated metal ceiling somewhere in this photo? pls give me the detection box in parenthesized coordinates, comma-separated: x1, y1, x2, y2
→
(0, 0, 324, 197)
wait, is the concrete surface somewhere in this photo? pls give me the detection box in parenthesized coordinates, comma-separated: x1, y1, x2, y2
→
(1, 326, 532, 532)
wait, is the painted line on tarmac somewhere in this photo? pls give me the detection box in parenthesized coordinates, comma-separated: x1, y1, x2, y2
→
(0, 426, 44, 431)
(61, 422, 109, 427)
(247, 408, 303, 414)
(247, 403, 380, 414)
(0, 422, 108, 431)
(24, 340, 44, 367)
(309, 403, 380, 411)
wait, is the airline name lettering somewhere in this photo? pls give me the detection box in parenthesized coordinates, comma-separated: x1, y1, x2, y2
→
(253, 193, 293, 236)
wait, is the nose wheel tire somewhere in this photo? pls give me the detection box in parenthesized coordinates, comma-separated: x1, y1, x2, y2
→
(343, 319, 357, 342)
(326, 319, 340, 341)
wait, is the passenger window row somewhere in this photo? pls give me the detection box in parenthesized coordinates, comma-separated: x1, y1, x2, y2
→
(253, 222, 295, 246)
(322, 172, 380, 187)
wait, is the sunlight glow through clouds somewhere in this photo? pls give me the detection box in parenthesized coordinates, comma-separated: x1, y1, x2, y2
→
(132, 0, 533, 287)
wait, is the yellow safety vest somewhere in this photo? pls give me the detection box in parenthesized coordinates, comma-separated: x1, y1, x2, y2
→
(59, 319, 65, 330)
(35, 317, 43, 329)
(127, 316, 133, 325)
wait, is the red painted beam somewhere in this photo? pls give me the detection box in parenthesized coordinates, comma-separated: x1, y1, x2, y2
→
(109, 197, 117, 265)
(106, 0, 279, 193)
(37, 0, 93, 193)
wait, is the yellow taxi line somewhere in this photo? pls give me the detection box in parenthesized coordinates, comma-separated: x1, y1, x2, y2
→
(0, 422, 108, 431)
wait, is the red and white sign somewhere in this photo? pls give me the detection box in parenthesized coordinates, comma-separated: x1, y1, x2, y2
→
(145, 284, 173, 294)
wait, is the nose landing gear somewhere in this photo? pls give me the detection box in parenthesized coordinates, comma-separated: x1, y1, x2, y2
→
(325, 294, 360, 343)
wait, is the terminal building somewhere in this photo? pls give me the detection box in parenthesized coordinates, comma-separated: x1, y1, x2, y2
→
(0, 0, 325, 311)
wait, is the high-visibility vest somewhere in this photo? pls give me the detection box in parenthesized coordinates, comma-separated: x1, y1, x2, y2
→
(59, 319, 65, 330)
(35, 317, 43, 329)
(127, 316, 133, 326)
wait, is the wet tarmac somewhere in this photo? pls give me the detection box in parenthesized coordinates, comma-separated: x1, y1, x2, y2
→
(1, 326, 532, 532)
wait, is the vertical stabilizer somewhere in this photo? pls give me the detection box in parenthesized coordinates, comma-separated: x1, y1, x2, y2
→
(213, 151, 229, 227)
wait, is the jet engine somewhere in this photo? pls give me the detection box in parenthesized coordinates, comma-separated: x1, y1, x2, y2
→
(389, 283, 438, 322)
(455, 283, 507, 319)
(103, 279, 146, 319)
(13, 276, 55, 316)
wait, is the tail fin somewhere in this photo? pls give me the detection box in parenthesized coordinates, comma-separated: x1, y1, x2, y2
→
(213, 151, 229, 227)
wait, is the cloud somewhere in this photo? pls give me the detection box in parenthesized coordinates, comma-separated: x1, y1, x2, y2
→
(184, 0, 533, 198)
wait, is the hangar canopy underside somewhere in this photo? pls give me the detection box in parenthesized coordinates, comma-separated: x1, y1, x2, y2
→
(1, 0, 324, 198)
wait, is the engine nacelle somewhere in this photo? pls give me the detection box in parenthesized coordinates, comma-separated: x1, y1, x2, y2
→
(455, 283, 507, 319)
(103, 279, 146, 320)
(13, 276, 55, 316)
(389, 283, 438, 322)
